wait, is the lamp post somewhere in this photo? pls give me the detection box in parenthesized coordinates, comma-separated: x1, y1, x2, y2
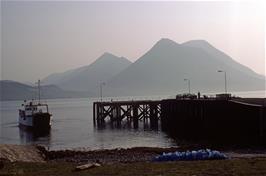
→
(218, 70, 227, 94)
(100, 82, 106, 102)
(184, 79, 191, 94)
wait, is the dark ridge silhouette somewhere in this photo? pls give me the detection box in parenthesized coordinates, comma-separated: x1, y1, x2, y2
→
(0, 80, 95, 101)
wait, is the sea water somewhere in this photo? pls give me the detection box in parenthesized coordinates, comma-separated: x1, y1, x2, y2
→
(0, 96, 176, 150)
(1, 91, 265, 150)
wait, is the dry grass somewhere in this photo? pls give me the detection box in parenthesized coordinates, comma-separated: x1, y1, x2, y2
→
(1, 158, 266, 176)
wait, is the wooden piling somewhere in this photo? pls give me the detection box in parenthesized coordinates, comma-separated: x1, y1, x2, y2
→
(93, 100, 161, 129)
(150, 103, 158, 129)
(133, 104, 139, 129)
(93, 103, 96, 126)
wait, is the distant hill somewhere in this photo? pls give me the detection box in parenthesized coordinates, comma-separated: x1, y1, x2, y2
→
(104, 38, 265, 96)
(182, 40, 264, 79)
(0, 80, 94, 101)
(42, 52, 132, 92)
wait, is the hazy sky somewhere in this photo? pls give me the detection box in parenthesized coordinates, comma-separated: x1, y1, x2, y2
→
(1, 1, 265, 82)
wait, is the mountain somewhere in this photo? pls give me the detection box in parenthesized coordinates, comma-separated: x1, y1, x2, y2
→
(104, 38, 265, 96)
(0, 80, 94, 101)
(42, 52, 132, 92)
(182, 40, 264, 79)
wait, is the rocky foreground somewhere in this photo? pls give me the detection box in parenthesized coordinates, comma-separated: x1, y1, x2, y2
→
(0, 144, 45, 163)
(1, 144, 266, 164)
(1, 144, 266, 176)
(0, 144, 181, 164)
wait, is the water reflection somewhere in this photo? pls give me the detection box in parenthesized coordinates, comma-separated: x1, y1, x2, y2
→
(95, 120, 160, 131)
(19, 127, 51, 145)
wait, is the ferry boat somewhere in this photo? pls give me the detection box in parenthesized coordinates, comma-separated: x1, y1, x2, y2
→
(18, 80, 52, 129)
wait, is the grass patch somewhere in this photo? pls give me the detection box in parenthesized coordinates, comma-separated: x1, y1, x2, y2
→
(1, 158, 266, 176)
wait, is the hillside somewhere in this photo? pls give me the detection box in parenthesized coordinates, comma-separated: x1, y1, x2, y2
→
(42, 52, 132, 92)
(0, 80, 94, 101)
(104, 38, 265, 96)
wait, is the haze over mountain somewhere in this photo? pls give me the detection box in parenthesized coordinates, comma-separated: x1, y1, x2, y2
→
(3, 38, 265, 100)
(104, 38, 265, 96)
(42, 53, 132, 92)
(0, 80, 94, 101)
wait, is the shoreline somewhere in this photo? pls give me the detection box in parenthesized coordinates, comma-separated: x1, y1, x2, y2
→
(2, 144, 266, 175)
(2, 144, 266, 164)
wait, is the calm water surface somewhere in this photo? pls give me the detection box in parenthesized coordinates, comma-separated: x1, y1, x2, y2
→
(0, 97, 177, 150)
(1, 91, 265, 150)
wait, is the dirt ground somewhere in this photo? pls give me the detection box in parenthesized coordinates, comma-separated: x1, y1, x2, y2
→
(1, 144, 266, 176)
(1, 158, 266, 176)
(1, 144, 266, 163)
(0, 144, 45, 163)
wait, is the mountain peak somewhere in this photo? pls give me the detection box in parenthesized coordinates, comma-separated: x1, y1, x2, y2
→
(97, 52, 131, 64)
(157, 38, 179, 45)
(182, 39, 213, 48)
(101, 52, 116, 58)
(97, 52, 121, 62)
(150, 38, 180, 51)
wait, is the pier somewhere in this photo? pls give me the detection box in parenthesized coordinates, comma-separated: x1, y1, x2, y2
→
(161, 99, 266, 145)
(93, 98, 266, 145)
(93, 100, 161, 128)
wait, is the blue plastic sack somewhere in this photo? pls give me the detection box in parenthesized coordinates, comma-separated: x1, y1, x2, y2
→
(153, 149, 228, 162)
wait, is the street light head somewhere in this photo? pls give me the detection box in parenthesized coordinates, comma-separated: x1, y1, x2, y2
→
(184, 79, 188, 81)
(217, 70, 223, 73)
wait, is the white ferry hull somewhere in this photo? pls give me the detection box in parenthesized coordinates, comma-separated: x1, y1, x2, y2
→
(19, 113, 51, 130)
(19, 115, 33, 127)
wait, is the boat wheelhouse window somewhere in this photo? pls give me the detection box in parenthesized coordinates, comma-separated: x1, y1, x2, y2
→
(37, 106, 48, 113)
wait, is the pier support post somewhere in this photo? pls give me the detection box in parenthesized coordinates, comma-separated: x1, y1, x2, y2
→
(93, 103, 96, 126)
(133, 104, 139, 129)
(116, 106, 121, 126)
(96, 104, 100, 125)
(97, 104, 105, 126)
(150, 104, 158, 129)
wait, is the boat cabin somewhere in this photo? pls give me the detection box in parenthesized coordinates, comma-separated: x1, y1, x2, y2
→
(21, 101, 50, 117)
